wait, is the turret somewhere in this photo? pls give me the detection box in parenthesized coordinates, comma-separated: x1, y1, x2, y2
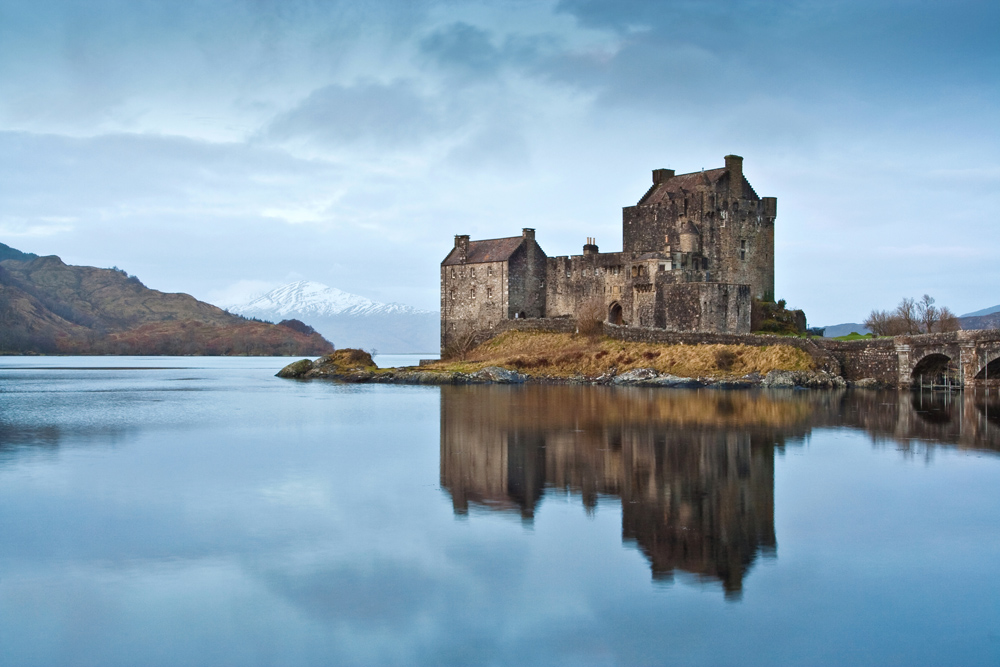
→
(679, 220, 700, 254)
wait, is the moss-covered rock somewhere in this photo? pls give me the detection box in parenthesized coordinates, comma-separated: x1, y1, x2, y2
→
(276, 358, 315, 378)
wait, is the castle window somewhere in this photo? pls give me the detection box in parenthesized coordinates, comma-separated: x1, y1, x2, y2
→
(566, 268, 571, 278)
(486, 287, 493, 299)
(702, 258, 708, 270)
(488, 266, 493, 277)
(451, 268, 456, 279)
(740, 239, 746, 261)
(471, 267, 476, 278)
(471, 286, 476, 299)
(659, 263, 666, 272)
(450, 289, 456, 301)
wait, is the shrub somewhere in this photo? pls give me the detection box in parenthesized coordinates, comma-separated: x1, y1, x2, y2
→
(714, 349, 737, 371)
(577, 298, 605, 337)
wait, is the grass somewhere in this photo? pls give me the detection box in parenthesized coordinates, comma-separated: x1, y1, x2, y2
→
(830, 332, 877, 341)
(422, 331, 815, 378)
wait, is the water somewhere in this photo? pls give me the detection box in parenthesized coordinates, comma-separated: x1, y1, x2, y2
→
(0, 356, 998, 666)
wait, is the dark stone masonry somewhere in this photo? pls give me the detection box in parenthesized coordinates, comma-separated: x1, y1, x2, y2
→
(441, 155, 775, 354)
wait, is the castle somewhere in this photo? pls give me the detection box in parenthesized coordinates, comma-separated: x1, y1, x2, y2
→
(440, 155, 776, 353)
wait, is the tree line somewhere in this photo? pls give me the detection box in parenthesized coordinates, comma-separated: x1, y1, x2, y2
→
(864, 295, 959, 336)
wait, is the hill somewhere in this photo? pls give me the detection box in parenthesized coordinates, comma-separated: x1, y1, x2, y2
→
(0, 250, 333, 355)
(224, 280, 438, 353)
(961, 304, 1000, 318)
(821, 322, 871, 337)
(960, 312, 1000, 331)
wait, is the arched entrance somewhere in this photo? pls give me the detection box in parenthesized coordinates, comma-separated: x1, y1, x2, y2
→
(911, 353, 960, 388)
(608, 302, 623, 326)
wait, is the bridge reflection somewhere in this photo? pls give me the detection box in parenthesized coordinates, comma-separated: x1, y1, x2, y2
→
(439, 386, 1000, 597)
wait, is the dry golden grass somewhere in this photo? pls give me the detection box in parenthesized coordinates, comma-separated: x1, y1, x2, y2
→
(425, 331, 815, 378)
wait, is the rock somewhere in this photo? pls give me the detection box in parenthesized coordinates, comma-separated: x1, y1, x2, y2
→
(850, 377, 886, 389)
(472, 366, 527, 384)
(276, 358, 314, 378)
(763, 369, 847, 389)
(762, 370, 800, 387)
(655, 374, 704, 388)
(612, 368, 659, 385)
(612, 368, 704, 388)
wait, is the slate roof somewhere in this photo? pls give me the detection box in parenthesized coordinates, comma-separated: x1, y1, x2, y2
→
(442, 236, 524, 266)
(638, 167, 759, 205)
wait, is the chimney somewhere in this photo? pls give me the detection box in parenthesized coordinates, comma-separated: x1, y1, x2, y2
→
(583, 237, 599, 255)
(455, 234, 470, 263)
(522, 228, 535, 241)
(725, 155, 743, 198)
(652, 168, 675, 184)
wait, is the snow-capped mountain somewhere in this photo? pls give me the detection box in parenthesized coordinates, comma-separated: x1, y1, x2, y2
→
(233, 281, 428, 319)
(225, 281, 439, 353)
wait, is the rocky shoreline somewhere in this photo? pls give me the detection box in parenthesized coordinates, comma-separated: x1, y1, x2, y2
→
(277, 356, 888, 389)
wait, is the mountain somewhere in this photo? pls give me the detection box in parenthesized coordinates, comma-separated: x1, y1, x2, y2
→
(822, 314, 1000, 336)
(821, 322, 871, 337)
(961, 304, 1000, 318)
(225, 281, 439, 353)
(0, 242, 38, 263)
(0, 249, 333, 355)
(960, 312, 1000, 331)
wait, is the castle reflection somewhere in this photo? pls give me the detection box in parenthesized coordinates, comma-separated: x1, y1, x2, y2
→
(439, 386, 1000, 597)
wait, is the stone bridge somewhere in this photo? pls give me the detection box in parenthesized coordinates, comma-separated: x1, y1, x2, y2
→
(894, 330, 1000, 388)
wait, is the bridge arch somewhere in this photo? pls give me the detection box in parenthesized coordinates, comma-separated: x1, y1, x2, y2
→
(973, 355, 1000, 380)
(911, 353, 960, 387)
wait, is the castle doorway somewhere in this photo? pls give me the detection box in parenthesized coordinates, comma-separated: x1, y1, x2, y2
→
(608, 302, 623, 326)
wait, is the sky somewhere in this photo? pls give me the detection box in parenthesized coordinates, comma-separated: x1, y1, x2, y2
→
(0, 0, 998, 324)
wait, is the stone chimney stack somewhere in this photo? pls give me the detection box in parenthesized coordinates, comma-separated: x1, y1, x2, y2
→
(522, 228, 535, 241)
(652, 168, 675, 184)
(455, 234, 470, 263)
(725, 155, 743, 199)
(583, 237, 599, 255)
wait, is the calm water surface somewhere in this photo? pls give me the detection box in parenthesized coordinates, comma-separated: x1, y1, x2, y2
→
(1, 356, 999, 666)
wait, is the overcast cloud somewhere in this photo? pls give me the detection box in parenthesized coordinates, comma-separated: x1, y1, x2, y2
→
(0, 0, 997, 322)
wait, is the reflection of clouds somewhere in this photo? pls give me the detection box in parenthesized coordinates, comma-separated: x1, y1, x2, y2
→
(260, 478, 332, 508)
(263, 558, 443, 625)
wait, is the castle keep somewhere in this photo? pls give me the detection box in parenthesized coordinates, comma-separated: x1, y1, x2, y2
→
(441, 155, 777, 352)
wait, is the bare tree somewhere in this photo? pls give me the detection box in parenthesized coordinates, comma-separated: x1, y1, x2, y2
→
(894, 297, 920, 334)
(864, 309, 895, 336)
(937, 306, 961, 332)
(917, 294, 939, 333)
(865, 295, 960, 336)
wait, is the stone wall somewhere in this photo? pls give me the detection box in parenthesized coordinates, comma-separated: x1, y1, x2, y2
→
(507, 233, 547, 319)
(655, 282, 750, 333)
(545, 251, 628, 320)
(820, 339, 899, 384)
(440, 260, 508, 352)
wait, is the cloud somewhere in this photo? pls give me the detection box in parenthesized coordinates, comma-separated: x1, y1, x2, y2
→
(262, 80, 446, 150)
(0, 0, 997, 324)
(420, 22, 502, 76)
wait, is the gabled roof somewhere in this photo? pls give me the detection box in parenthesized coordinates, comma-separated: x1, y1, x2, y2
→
(442, 236, 524, 266)
(637, 167, 759, 205)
